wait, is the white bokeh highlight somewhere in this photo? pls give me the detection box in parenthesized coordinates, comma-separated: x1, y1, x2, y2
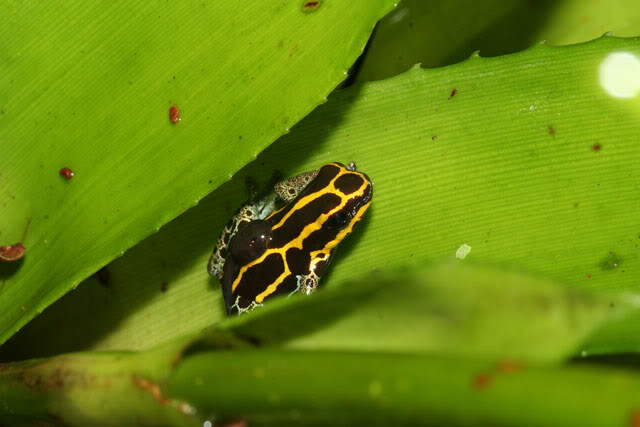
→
(599, 52, 640, 99)
(455, 244, 472, 259)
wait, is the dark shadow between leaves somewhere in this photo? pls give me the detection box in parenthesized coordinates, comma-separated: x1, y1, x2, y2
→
(571, 354, 640, 371)
(441, 0, 561, 66)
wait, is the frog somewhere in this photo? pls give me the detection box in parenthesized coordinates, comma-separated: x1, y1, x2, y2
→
(207, 162, 373, 315)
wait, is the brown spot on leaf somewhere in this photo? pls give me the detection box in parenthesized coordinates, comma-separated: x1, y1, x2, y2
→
(301, 0, 320, 12)
(59, 167, 74, 179)
(630, 410, 640, 427)
(472, 373, 492, 389)
(169, 104, 180, 124)
(132, 375, 170, 405)
(0, 243, 25, 262)
(132, 375, 195, 414)
(449, 88, 457, 99)
(592, 143, 601, 151)
(497, 360, 523, 374)
(20, 365, 66, 392)
(548, 125, 555, 136)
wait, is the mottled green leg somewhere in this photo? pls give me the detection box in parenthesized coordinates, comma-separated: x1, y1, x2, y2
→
(274, 169, 319, 202)
(230, 295, 263, 315)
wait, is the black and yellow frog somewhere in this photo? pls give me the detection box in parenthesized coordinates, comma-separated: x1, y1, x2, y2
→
(208, 162, 373, 315)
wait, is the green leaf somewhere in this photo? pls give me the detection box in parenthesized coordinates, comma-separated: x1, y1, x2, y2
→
(357, 0, 640, 81)
(6, 343, 640, 427)
(224, 263, 619, 363)
(168, 350, 640, 427)
(0, 339, 200, 427)
(3, 35, 640, 359)
(0, 335, 640, 426)
(0, 1, 396, 344)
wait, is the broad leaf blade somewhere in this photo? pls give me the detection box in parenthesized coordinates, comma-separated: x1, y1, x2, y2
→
(225, 264, 620, 363)
(3, 35, 640, 358)
(0, 1, 396, 344)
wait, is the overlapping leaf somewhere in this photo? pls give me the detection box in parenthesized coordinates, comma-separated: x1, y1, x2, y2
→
(0, 0, 396, 344)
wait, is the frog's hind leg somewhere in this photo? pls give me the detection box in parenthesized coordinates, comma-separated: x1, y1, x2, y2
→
(207, 203, 258, 279)
(209, 168, 316, 281)
(208, 171, 283, 280)
(274, 169, 319, 203)
(229, 295, 263, 315)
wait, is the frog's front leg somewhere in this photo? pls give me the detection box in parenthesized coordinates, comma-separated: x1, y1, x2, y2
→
(289, 253, 330, 297)
(290, 271, 321, 297)
(207, 203, 260, 279)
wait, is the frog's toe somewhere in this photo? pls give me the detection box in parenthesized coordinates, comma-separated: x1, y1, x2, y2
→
(229, 295, 262, 315)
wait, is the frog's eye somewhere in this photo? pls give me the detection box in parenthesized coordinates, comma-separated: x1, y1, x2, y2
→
(230, 220, 273, 264)
(326, 210, 351, 229)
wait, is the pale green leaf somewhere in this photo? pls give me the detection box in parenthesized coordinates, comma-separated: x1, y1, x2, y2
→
(225, 263, 621, 363)
(0, 0, 396, 344)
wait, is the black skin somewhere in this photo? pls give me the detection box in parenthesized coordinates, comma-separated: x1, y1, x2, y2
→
(326, 210, 351, 229)
(230, 220, 273, 264)
(222, 220, 273, 314)
(221, 163, 373, 315)
(221, 198, 357, 314)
